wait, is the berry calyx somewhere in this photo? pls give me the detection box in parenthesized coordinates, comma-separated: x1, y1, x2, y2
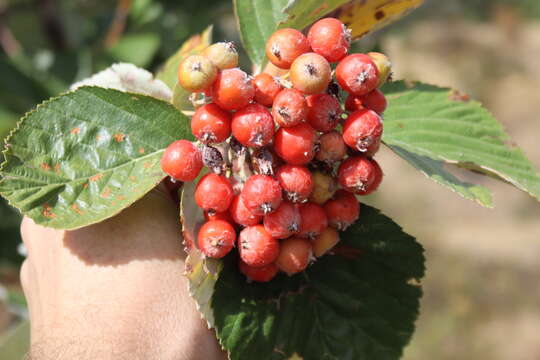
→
(307, 18, 351, 63)
(212, 68, 255, 110)
(241, 175, 283, 215)
(272, 88, 308, 128)
(324, 190, 360, 230)
(275, 164, 314, 203)
(238, 260, 279, 282)
(238, 225, 280, 267)
(253, 73, 283, 107)
(306, 93, 342, 132)
(230, 195, 262, 227)
(178, 55, 217, 92)
(368, 52, 392, 87)
(198, 220, 236, 258)
(312, 227, 340, 257)
(195, 173, 234, 213)
(263, 201, 301, 239)
(298, 202, 328, 239)
(358, 88, 387, 114)
(335, 54, 379, 96)
(201, 145, 225, 174)
(309, 171, 337, 205)
(274, 123, 317, 165)
(161, 140, 203, 181)
(265, 28, 311, 69)
(191, 103, 232, 144)
(342, 108, 383, 156)
(315, 131, 347, 163)
(202, 42, 239, 70)
(232, 103, 274, 148)
(276, 237, 312, 275)
(290, 52, 332, 95)
(338, 156, 383, 195)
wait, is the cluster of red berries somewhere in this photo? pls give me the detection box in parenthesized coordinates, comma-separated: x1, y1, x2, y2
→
(161, 18, 391, 282)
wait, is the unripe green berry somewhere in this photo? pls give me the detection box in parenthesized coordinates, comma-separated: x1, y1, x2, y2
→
(177, 55, 217, 92)
(202, 42, 239, 70)
(368, 52, 392, 87)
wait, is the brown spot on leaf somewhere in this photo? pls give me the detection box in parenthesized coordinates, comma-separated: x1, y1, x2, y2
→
(398, 123, 405, 129)
(309, 3, 329, 17)
(42, 204, 56, 218)
(70, 127, 81, 135)
(83, 183, 89, 189)
(129, 176, 137, 182)
(40, 163, 51, 171)
(375, 10, 385, 20)
(89, 173, 104, 182)
(71, 204, 83, 215)
(101, 187, 112, 198)
(449, 89, 471, 102)
(54, 164, 61, 173)
(116, 194, 126, 201)
(143, 162, 153, 169)
(138, 147, 145, 154)
(113, 133, 126, 142)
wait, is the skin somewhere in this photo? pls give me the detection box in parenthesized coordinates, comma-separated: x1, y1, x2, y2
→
(20, 184, 227, 360)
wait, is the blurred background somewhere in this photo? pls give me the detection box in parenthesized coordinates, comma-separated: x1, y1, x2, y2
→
(0, 0, 539, 358)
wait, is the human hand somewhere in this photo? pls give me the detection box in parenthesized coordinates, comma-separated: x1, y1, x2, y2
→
(20, 184, 226, 360)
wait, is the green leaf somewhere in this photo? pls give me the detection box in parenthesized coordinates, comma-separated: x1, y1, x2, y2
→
(382, 81, 540, 203)
(212, 205, 425, 360)
(155, 26, 213, 90)
(0, 86, 192, 229)
(390, 146, 493, 207)
(108, 33, 161, 68)
(181, 181, 223, 328)
(234, 0, 349, 69)
(0, 320, 30, 359)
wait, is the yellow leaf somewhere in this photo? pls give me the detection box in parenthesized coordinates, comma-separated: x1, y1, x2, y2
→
(335, 0, 425, 40)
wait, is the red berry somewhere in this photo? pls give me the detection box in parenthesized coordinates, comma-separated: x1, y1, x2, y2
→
(205, 209, 234, 223)
(338, 156, 383, 195)
(238, 260, 278, 282)
(266, 28, 311, 69)
(290, 52, 332, 94)
(275, 164, 313, 203)
(195, 173, 234, 213)
(191, 103, 232, 144)
(358, 88, 387, 114)
(324, 190, 360, 230)
(336, 54, 379, 96)
(230, 195, 262, 227)
(276, 237, 312, 275)
(307, 18, 351, 62)
(298, 202, 328, 239)
(212, 68, 255, 111)
(253, 73, 283, 107)
(272, 88, 308, 128)
(197, 220, 236, 258)
(315, 131, 347, 163)
(177, 55, 217, 92)
(342, 108, 383, 156)
(241, 175, 283, 215)
(232, 103, 274, 148)
(161, 140, 203, 181)
(238, 225, 280, 267)
(263, 201, 301, 239)
(312, 227, 340, 257)
(274, 123, 317, 165)
(344, 94, 363, 112)
(306, 94, 342, 132)
(307, 18, 350, 63)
